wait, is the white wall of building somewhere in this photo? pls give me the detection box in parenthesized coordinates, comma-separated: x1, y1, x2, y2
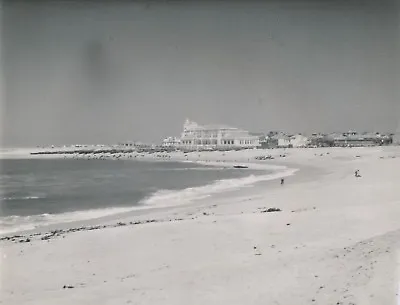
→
(178, 119, 260, 150)
(290, 134, 309, 148)
(278, 137, 291, 148)
(277, 134, 309, 148)
(162, 137, 181, 147)
(393, 133, 400, 145)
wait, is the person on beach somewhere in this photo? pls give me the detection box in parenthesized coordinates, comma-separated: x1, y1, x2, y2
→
(281, 178, 285, 185)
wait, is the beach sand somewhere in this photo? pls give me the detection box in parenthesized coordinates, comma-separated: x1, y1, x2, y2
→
(1, 146, 400, 305)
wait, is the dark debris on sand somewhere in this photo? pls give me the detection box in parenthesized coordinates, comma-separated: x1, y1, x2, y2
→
(0, 214, 206, 244)
(1, 206, 287, 245)
(257, 207, 282, 213)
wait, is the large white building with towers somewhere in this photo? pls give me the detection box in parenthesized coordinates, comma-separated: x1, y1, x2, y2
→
(163, 119, 261, 150)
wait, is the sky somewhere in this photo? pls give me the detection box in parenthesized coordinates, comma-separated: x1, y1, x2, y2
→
(1, 0, 399, 147)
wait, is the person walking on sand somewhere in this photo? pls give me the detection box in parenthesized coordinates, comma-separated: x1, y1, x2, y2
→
(281, 178, 285, 185)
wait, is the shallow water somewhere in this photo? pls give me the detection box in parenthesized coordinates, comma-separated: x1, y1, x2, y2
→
(0, 158, 266, 234)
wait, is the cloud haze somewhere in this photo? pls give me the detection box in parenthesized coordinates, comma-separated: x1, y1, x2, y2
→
(1, 0, 399, 146)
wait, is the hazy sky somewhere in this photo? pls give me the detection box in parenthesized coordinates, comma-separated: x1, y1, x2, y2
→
(1, 0, 399, 146)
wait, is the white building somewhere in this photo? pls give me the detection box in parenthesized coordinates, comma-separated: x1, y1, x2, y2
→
(118, 141, 152, 149)
(393, 133, 400, 145)
(177, 119, 260, 150)
(290, 134, 309, 148)
(162, 137, 181, 148)
(276, 133, 309, 148)
(275, 133, 290, 148)
(277, 137, 290, 148)
(393, 122, 400, 145)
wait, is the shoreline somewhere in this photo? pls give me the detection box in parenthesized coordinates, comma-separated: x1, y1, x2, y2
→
(0, 154, 299, 237)
(2, 143, 388, 237)
(0, 160, 311, 242)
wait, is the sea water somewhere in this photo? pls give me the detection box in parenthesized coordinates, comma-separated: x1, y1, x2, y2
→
(0, 158, 273, 234)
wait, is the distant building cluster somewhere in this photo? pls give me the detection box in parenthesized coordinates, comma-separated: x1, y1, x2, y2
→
(38, 122, 398, 154)
(160, 119, 396, 151)
(307, 131, 393, 148)
(117, 141, 154, 149)
(264, 132, 310, 149)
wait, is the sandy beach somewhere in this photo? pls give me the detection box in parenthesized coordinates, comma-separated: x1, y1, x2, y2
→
(1, 146, 400, 305)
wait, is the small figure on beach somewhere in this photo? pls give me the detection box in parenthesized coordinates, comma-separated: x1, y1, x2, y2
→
(355, 170, 361, 178)
(281, 178, 285, 185)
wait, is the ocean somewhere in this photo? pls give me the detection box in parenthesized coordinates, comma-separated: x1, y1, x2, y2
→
(0, 158, 273, 235)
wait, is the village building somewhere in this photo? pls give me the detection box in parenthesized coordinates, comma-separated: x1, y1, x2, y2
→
(393, 133, 400, 145)
(393, 125, 400, 145)
(164, 119, 261, 151)
(118, 141, 152, 149)
(266, 137, 278, 148)
(274, 133, 309, 148)
(308, 133, 331, 147)
(277, 134, 291, 148)
(162, 137, 181, 148)
(289, 134, 310, 148)
(331, 132, 377, 147)
(258, 135, 269, 149)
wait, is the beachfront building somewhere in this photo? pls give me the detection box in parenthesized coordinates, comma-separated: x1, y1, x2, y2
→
(118, 141, 153, 149)
(308, 133, 331, 147)
(264, 132, 280, 148)
(266, 137, 278, 148)
(393, 126, 400, 145)
(365, 132, 392, 146)
(277, 135, 291, 148)
(331, 132, 377, 147)
(394, 133, 400, 145)
(258, 135, 269, 149)
(162, 137, 181, 148)
(178, 119, 260, 150)
(270, 132, 309, 148)
(289, 134, 309, 148)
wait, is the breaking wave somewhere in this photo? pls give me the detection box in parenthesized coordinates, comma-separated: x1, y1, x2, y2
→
(2, 196, 43, 201)
(140, 166, 298, 207)
(0, 164, 298, 236)
(0, 207, 144, 235)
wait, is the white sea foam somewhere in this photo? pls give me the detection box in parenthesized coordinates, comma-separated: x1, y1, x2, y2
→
(2, 196, 43, 201)
(0, 148, 37, 159)
(183, 160, 287, 171)
(0, 207, 145, 235)
(140, 166, 298, 207)
(149, 167, 228, 171)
